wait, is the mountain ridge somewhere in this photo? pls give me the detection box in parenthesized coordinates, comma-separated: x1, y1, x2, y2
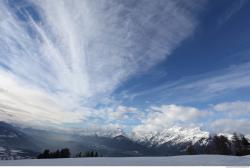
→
(0, 121, 249, 159)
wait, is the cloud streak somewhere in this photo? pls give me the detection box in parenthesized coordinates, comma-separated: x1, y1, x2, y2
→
(0, 0, 203, 128)
(127, 62, 250, 104)
(217, 0, 248, 27)
(0, 70, 87, 128)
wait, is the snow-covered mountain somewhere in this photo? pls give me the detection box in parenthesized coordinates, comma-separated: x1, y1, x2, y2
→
(132, 126, 209, 146)
(0, 121, 249, 159)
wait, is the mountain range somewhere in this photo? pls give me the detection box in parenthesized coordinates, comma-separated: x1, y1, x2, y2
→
(0, 121, 248, 159)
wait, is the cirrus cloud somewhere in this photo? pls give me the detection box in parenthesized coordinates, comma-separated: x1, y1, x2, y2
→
(0, 0, 204, 128)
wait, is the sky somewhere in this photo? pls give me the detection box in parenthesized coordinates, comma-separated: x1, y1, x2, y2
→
(0, 0, 250, 136)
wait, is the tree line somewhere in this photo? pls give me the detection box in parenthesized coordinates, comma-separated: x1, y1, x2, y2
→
(37, 148, 100, 159)
(37, 148, 71, 159)
(75, 150, 100, 157)
(186, 133, 250, 156)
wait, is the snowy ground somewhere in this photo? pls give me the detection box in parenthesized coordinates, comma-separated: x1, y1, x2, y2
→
(0, 155, 250, 166)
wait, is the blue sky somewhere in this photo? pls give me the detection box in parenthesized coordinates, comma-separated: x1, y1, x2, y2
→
(0, 0, 250, 136)
(116, 0, 250, 106)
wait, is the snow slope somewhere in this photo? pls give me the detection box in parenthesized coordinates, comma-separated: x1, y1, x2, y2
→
(0, 155, 250, 166)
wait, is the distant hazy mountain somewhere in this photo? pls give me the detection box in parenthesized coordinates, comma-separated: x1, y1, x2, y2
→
(0, 122, 38, 159)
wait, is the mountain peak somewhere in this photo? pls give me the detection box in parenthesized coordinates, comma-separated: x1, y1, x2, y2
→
(113, 135, 130, 141)
(133, 126, 209, 146)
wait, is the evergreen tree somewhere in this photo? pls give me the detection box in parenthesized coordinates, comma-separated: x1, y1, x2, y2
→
(76, 152, 82, 158)
(186, 144, 196, 155)
(76, 151, 99, 158)
(232, 133, 242, 156)
(213, 135, 231, 155)
(241, 135, 250, 146)
(37, 148, 71, 159)
(60, 148, 70, 158)
(55, 150, 60, 158)
(239, 134, 250, 155)
(37, 153, 43, 159)
(43, 149, 50, 159)
(90, 151, 94, 157)
(85, 151, 90, 157)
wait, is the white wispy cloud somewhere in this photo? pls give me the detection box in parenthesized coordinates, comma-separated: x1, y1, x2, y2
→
(0, 70, 86, 129)
(73, 123, 126, 137)
(133, 101, 250, 136)
(101, 105, 142, 121)
(213, 101, 250, 117)
(217, 0, 248, 27)
(128, 62, 250, 104)
(0, 0, 203, 128)
(133, 104, 208, 135)
(211, 119, 250, 135)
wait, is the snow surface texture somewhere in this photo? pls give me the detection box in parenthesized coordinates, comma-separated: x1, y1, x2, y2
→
(0, 155, 250, 166)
